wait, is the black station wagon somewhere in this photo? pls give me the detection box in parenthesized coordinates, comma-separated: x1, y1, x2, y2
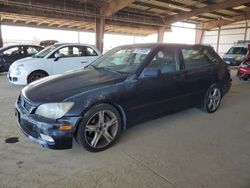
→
(15, 43, 232, 152)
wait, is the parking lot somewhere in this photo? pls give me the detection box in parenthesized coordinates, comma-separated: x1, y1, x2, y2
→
(0, 69, 249, 188)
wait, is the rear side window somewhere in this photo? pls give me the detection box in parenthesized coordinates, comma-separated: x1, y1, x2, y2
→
(181, 47, 214, 70)
(147, 48, 178, 73)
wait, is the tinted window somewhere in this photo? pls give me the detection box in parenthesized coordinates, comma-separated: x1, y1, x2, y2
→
(201, 48, 218, 64)
(147, 49, 177, 73)
(3, 47, 19, 56)
(227, 47, 248, 55)
(3, 47, 26, 56)
(181, 47, 212, 70)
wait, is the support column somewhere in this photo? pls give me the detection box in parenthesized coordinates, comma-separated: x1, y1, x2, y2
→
(157, 27, 165, 43)
(95, 17, 105, 53)
(244, 20, 248, 41)
(195, 30, 204, 44)
(0, 18, 3, 48)
(216, 26, 221, 53)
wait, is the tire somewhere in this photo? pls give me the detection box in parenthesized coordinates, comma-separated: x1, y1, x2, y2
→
(76, 104, 122, 152)
(27, 71, 47, 84)
(202, 84, 222, 113)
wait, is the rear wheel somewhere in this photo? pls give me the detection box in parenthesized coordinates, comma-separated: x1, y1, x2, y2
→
(202, 84, 222, 113)
(76, 104, 122, 152)
(28, 71, 47, 84)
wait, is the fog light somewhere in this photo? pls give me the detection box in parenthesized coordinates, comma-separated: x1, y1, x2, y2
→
(40, 134, 54, 143)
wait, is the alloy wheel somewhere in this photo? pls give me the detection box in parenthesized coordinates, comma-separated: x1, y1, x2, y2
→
(84, 110, 119, 149)
(207, 88, 221, 111)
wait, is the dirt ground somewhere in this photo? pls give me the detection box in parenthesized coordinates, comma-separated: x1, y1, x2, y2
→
(0, 69, 250, 188)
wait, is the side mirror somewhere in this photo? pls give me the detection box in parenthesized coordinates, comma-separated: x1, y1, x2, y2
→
(140, 68, 161, 78)
(54, 53, 63, 61)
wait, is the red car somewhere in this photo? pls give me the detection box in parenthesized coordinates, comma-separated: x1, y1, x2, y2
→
(237, 58, 250, 80)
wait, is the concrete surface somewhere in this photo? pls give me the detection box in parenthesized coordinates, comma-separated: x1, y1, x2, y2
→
(0, 70, 250, 188)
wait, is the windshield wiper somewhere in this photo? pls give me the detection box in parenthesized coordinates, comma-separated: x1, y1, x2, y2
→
(98, 67, 124, 75)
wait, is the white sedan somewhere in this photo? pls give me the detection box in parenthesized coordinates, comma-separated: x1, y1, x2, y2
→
(8, 43, 101, 85)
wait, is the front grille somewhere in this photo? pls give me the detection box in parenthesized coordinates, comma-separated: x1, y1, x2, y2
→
(19, 95, 33, 113)
(19, 119, 40, 139)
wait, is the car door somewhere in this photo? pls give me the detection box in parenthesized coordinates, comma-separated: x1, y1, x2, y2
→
(0, 46, 25, 72)
(133, 47, 186, 118)
(179, 46, 216, 106)
(51, 45, 88, 74)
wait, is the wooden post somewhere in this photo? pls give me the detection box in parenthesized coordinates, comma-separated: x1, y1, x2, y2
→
(95, 17, 105, 53)
(0, 18, 3, 48)
(195, 24, 204, 44)
(244, 20, 248, 41)
(216, 26, 221, 53)
(157, 27, 165, 43)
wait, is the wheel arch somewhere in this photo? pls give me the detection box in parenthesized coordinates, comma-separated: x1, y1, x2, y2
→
(74, 100, 127, 137)
(27, 69, 49, 81)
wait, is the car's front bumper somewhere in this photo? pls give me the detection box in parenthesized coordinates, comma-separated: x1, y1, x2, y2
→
(223, 58, 242, 66)
(15, 97, 80, 150)
(237, 67, 250, 79)
(7, 68, 28, 85)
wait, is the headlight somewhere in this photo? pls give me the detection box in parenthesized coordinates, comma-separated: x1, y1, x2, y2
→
(235, 56, 241, 61)
(14, 64, 24, 75)
(35, 102, 74, 119)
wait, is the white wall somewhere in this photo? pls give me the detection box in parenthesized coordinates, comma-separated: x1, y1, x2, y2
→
(202, 20, 249, 57)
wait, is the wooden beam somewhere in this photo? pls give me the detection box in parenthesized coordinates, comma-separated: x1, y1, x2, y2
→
(100, 0, 135, 17)
(0, 17, 3, 47)
(202, 14, 250, 30)
(164, 0, 250, 25)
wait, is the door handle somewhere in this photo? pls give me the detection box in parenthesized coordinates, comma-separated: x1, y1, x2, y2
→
(81, 61, 88, 64)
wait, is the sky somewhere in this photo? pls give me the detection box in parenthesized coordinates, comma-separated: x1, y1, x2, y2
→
(2, 22, 196, 52)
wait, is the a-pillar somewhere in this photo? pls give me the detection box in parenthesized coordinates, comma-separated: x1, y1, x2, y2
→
(0, 18, 3, 48)
(95, 17, 105, 53)
(157, 27, 165, 43)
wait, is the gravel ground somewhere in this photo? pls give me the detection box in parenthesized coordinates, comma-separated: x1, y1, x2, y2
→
(0, 69, 250, 188)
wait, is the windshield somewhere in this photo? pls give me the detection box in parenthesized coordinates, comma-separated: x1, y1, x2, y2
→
(33, 44, 61, 58)
(92, 46, 152, 74)
(226, 47, 248, 55)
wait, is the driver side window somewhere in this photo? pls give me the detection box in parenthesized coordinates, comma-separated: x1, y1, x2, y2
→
(147, 49, 177, 73)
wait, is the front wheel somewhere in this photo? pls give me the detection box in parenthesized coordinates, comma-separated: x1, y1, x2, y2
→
(28, 71, 47, 84)
(76, 104, 122, 152)
(202, 84, 222, 113)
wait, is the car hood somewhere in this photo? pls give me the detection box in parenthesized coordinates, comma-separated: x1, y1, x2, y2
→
(22, 68, 127, 103)
(11, 57, 38, 68)
(223, 54, 245, 59)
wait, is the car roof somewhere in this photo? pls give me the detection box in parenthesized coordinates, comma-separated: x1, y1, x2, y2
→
(0, 44, 43, 50)
(115, 43, 213, 49)
(230, 44, 249, 48)
(53, 43, 96, 48)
